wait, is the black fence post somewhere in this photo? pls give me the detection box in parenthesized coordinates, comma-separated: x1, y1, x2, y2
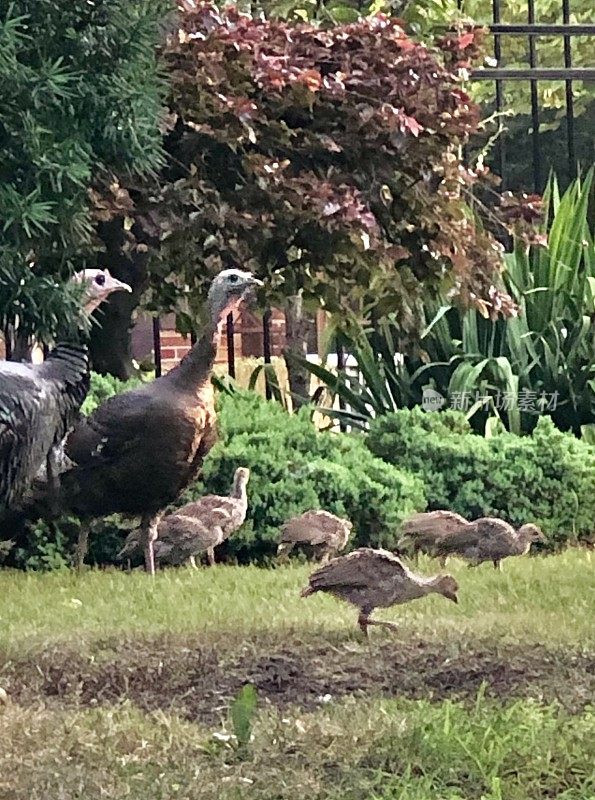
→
(336, 339, 347, 432)
(263, 308, 272, 400)
(3, 326, 11, 361)
(492, 0, 506, 186)
(562, 0, 576, 179)
(527, 0, 542, 192)
(152, 317, 162, 378)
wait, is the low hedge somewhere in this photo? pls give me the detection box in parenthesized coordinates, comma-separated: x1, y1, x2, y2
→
(176, 390, 426, 561)
(367, 408, 595, 548)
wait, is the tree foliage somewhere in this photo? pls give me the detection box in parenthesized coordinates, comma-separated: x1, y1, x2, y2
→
(0, 0, 168, 345)
(131, 3, 513, 339)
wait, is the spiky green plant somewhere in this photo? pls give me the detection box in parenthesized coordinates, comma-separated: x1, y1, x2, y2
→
(293, 169, 595, 435)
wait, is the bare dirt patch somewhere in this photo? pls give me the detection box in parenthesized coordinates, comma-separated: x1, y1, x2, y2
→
(1, 635, 592, 723)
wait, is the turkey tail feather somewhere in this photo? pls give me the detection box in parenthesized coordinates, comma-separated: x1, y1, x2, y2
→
(38, 344, 89, 386)
(38, 344, 90, 408)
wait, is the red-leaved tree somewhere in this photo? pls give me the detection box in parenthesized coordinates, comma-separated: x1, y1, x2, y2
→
(106, 4, 516, 398)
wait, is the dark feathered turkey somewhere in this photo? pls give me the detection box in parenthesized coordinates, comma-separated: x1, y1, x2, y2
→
(117, 466, 250, 567)
(52, 269, 261, 574)
(0, 270, 130, 518)
(301, 548, 459, 636)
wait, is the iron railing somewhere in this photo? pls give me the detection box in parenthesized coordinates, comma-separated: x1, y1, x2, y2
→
(470, 4, 594, 191)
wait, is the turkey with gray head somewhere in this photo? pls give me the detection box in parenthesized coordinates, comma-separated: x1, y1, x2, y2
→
(117, 467, 250, 568)
(51, 269, 262, 574)
(0, 269, 131, 519)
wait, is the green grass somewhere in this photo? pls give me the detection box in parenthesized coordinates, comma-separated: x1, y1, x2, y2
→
(0, 550, 593, 799)
(0, 550, 593, 654)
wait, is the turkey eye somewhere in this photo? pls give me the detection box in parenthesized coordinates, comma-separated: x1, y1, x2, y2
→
(95, 274, 106, 287)
(229, 275, 239, 283)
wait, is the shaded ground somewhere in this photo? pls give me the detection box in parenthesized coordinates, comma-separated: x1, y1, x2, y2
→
(2, 634, 593, 724)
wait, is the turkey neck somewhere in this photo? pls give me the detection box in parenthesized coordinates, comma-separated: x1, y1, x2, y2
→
(164, 318, 221, 393)
(230, 474, 249, 505)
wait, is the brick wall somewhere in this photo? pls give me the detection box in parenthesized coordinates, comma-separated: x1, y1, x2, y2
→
(132, 308, 291, 373)
(1, 308, 324, 374)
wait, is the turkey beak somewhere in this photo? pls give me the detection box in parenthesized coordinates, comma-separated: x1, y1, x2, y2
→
(447, 592, 458, 604)
(104, 275, 132, 295)
(242, 275, 264, 305)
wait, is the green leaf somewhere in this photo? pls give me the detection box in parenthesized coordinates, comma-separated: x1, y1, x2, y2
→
(230, 684, 258, 749)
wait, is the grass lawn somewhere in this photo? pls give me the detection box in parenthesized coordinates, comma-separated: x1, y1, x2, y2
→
(0, 550, 594, 799)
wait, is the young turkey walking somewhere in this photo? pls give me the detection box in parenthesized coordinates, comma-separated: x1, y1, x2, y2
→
(55, 269, 261, 573)
(117, 467, 250, 567)
(277, 509, 353, 562)
(432, 516, 545, 569)
(301, 548, 459, 636)
(0, 269, 131, 519)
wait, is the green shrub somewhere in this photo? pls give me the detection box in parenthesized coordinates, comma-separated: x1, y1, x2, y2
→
(179, 391, 426, 562)
(367, 408, 595, 548)
(81, 372, 144, 415)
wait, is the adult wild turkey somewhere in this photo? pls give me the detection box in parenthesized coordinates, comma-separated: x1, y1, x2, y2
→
(397, 510, 469, 561)
(54, 269, 261, 574)
(432, 516, 545, 569)
(117, 467, 250, 567)
(0, 269, 131, 518)
(277, 509, 353, 562)
(301, 548, 459, 636)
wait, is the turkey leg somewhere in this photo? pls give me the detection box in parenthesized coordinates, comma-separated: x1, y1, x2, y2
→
(358, 612, 399, 638)
(188, 555, 198, 570)
(46, 447, 61, 518)
(141, 513, 161, 576)
(75, 523, 90, 572)
(206, 546, 215, 567)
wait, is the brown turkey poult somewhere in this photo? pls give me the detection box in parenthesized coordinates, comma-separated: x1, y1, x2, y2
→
(117, 467, 250, 568)
(417, 512, 546, 569)
(301, 548, 459, 636)
(277, 509, 353, 562)
(397, 510, 469, 561)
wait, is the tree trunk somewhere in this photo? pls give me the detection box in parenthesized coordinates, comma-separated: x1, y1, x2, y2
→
(11, 331, 32, 362)
(283, 292, 310, 411)
(89, 218, 151, 380)
(89, 291, 139, 379)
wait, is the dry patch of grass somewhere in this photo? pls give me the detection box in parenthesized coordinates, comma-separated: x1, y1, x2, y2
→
(2, 634, 593, 725)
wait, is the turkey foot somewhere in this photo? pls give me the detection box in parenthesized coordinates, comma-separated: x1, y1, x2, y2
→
(358, 612, 399, 638)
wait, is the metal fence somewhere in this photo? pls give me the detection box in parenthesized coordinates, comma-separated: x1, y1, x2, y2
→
(470, 3, 595, 191)
(151, 4, 594, 389)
